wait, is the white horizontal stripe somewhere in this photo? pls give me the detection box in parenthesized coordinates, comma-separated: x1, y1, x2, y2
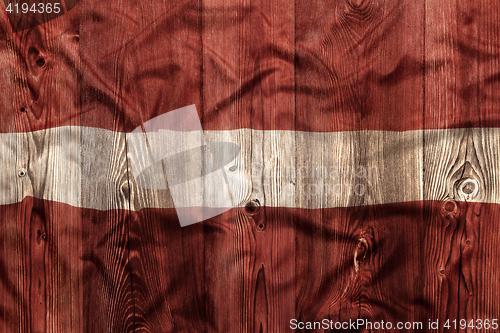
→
(0, 127, 498, 210)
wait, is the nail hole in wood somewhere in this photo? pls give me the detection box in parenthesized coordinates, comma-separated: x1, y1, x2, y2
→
(20, 107, 26, 112)
(35, 57, 46, 67)
(37, 229, 47, 241)
(228, 165, 237, 172)
(18, 170, 26, 177)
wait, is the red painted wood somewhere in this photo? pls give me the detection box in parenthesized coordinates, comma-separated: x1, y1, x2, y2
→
(1, 200, 499, 331)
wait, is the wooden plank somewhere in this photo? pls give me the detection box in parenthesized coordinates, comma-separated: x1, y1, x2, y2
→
(293, 0, 426, 327)
(423, 0, 500, 329)
(0, 6, 31, 332)
(114, 0, 206, 331)
(200, 0, 297, 330)
(471, 2, 500, 325)
(79, 0, 135, 330)
(13, 10, 83, 333)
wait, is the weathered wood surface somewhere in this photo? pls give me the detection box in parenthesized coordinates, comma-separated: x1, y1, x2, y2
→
(0, 0, 499, 332)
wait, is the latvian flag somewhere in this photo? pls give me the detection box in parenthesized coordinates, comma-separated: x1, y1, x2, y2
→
(0, 0, 499, 332)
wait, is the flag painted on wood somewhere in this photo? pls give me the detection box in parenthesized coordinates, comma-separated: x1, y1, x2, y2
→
(0, 0, 499, 332)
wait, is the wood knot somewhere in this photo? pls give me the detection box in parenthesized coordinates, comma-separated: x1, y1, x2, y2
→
(354, 237, 368, 272)
(348, 0, 365, 9)
(121, 183, 130, 198)
(35, 57, 46, 68)
(345, 0, 372, 17)
(245, 198, 260, 215)
(256, 221, 266, 231)
(443, 200, 457, 212)
(356, 239, 367, 260)
(455, 178, 479, 201)
(37, 229, 47, 241)
(28, 46, 48, 74)
(440, 200, 459, 219)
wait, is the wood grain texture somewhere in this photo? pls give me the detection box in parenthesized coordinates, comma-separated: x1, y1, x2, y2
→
(422, 0, 500, 330)
(0, 0, 499, 332)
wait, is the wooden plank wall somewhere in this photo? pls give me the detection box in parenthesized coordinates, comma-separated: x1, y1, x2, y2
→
(0, 0, 499, 332)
